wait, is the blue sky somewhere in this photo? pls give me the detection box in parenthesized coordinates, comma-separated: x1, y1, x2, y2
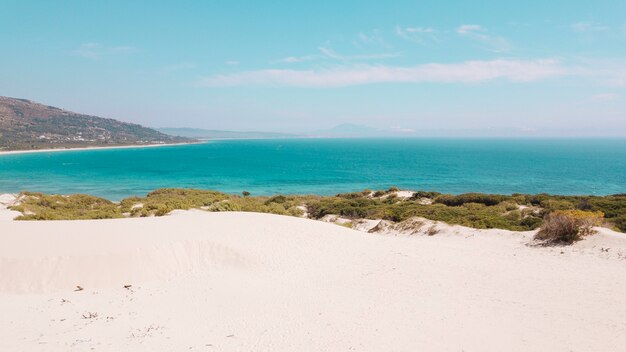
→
(1, 0, 625, 136)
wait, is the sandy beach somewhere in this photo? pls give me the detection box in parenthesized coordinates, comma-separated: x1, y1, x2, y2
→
(1, 205, 625, 351)
(0, 142, 199, 156)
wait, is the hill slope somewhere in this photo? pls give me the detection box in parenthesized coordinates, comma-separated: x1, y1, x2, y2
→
(0, 97, 191, 151)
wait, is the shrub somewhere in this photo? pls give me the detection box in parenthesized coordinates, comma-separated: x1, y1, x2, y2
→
(336, 192, 366, 199)
(154, 204, 172, 216)
(535, 212, 581, 244)
(11, 192, 122, 220)
(122, 188, 229, 216)
(558, 209, 604, 228)
(613, 215, 626, 232)
(410, 191, 441, 200)
(10, 189, 625, 234)
(388, 186, 400, 192)
(242, 191, 251, 197)
(207, 201, 242, 212)
(435, 193, 505, 207)
(539, 199, 575, 211)
(265, 195, 287, 204)
(535, 210, 603, 244)
(500, 201, 520, 212)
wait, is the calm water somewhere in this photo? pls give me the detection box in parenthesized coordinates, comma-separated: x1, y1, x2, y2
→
(0, 138, 625, 200)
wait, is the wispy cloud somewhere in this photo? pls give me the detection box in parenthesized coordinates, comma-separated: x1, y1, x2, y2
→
(587, 93, 619, 103)
(197, 59, 566, 88)
(274, 46, 399, 64)
(395, 26, 437, 44)
(318, 46, 400, 61)
(456, 25, 511, 52)
(274, 55, 318, 64)
(570, 22, 609, 33)
(353, 30, 388, 48)
(226, 60, 239, 65)
(72, 42, 136, 59)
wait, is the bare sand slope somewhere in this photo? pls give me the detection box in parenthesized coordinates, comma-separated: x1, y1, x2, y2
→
(1, 210, 625, 351)
(0, 193, 20, 221)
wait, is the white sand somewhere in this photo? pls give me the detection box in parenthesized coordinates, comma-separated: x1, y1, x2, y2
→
(1, 210, 625, 351)
(0, 194, 20, 221)
(0, 142, 197, 156)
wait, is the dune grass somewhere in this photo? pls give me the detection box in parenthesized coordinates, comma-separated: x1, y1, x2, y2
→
(10, 192, 122, 220)
(9, 188, 626, 233)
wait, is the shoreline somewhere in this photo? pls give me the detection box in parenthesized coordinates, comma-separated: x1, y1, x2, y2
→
(0, 141, 201, 156)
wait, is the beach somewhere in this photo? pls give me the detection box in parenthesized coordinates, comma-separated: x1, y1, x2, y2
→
(0, 142, 198, 156)
(1, 207, 625, 351)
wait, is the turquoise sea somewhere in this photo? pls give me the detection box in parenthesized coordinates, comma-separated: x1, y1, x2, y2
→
(0, 138, 625, 200)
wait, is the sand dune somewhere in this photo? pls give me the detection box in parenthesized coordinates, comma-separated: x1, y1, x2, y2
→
(1, 210, 625, 351)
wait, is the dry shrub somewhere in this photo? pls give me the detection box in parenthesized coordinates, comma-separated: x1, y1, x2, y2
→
(558, 209, 604, 229)
(535, 210, 604, 244)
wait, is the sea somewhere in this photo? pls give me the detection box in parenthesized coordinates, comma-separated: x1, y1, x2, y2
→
(0, 138, 625, 200)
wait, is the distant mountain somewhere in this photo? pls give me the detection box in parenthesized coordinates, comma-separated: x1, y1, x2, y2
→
(158, 127, 301, 140)
(313, 123, 415, 138)
(0, 96, 192, 151)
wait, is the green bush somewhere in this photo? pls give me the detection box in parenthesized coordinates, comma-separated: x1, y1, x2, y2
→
(265, 195, 287, 204)
(11, 192, 122, 220)
(9, 189, 626, 234)
(410, 191, 441, 199)
(208, 201, 242, 212)
(613, 215, 626, 232)
(434, 193, 506, 207)
(121, 188, 228, 216)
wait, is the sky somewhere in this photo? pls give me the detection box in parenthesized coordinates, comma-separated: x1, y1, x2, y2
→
(1, 0, 625, 136)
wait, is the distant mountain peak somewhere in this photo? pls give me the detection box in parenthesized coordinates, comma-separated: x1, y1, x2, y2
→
(157, 127, 301, 140)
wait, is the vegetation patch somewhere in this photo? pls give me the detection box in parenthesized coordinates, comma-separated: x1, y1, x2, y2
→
(10, 192, 122, 220)
(8, 188, 626, 234)
(534, 210, 604, 244)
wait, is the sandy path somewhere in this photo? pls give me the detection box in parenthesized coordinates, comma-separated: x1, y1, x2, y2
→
(1, 210, 625, 351)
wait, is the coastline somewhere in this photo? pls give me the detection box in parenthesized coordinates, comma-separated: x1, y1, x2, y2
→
(0, 141, 201, 156)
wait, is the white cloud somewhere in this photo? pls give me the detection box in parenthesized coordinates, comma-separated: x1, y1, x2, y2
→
(226, 60, 239, 65)
(406, 27, 434, 33)
(72, 42, 136, 59)
(570, 22, 609, 33)
(197, 59, 567, 88)
(354, 30, 387, 47)
(274, 55, 317, 64)
(395, 26, 437, 44)
(273, 46, 398, 65)
(588, 93, 619, 102)
(456, 24, 511, 52)
(457, 24, 484, 36)
(318, 46, 400, 61)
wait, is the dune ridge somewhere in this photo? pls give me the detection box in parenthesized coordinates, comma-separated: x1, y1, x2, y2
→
(1, 209, 626, 351)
